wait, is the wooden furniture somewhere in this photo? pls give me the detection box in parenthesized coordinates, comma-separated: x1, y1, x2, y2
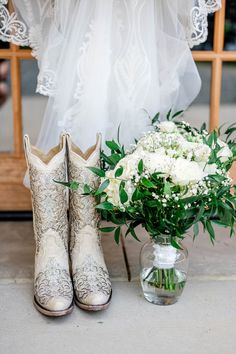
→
(0, 0, 235, 210)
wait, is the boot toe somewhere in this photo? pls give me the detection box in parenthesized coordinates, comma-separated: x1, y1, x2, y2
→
(44, 297, 72, 312)
(79, 292, 110, 306)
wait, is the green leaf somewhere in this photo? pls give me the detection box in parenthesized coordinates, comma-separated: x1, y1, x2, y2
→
(206, 220, 215, 244)
(87, 167, 105, 177)
(117, 124, 121, 144)
(126, 206, 137, 214)
(115, 166, 124, 178)
(172, 110, 184, 119)
(114, 226, 121, 244)
(217, 186, 230, 198)
(70, 181, 80, 190)
(138, 159, 144, 174)
(106, 140, 121, 152)
(207, 130, 218, 147)
(54, 180, 69, 187)
(83, 184, 92, 195)
(141, 177, 156, 189)
(164, 181, 172, 195)
(218, 201, 233, 212)
(171, 239, 183, 250)
(109, 153, 122, 165)
(207, 132, 214, 147)
(54, 180, 79, 190)
(132, 188, 143, 201)
(130, 227, 141, 242)
(193, 223, 199, 239)
(166, 109, 172, 121)
(200, 122, 207, 132)
(119, 183, 128, 204)
(208, 174, 226, 183)
(100, 151, 115, 166)
(125, 224, 141, 242)
(99, 227, 116, 233)
(95, 202, 114, 210)
(145, 200, 158, 208)
(225, 126, 236, 139)
(95, 179, 110, 196)
(211, 219, 228, 227)
(180, 195, 201, 204)
(110, 214, 126, 225)
(151, 112, 160, 125)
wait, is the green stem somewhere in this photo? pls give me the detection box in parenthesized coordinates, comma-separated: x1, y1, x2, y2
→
(143, 266, 156, 282)
(144, 267, 181, 291)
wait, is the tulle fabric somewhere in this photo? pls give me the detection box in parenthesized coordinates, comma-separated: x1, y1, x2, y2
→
(1, 0, 221, 151)
(35, 0, 202, 151)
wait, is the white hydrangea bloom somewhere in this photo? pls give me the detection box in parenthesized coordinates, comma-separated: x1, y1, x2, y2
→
(217, 139, 233, 162)
(170, 158, 206, 186)
(142, 151, 173, 176)
(104, 149, 144, 207)
(193, 143, 211, 162)
(204, 163, 218, 175)
(104, 170, 121, 207)
(158, 121, 178, 133)
(117, 154, 140, 180)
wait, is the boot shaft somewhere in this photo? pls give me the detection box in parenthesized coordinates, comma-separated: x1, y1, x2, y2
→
(24, 135, 69, 253)
(66, 134, 101, 250)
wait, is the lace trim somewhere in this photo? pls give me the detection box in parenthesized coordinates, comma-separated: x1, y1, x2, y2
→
(0, 0, 29, 46)
(28, 160, 68, 254)
(68, 158, 100, 252)
(206, 0, 222, 13)
(73, 256, 111, 303)
(28, 25, 42, 59)
(36, 69, 57, 96)
(35, 258, 73, 306)
(188, 0, 221, 48)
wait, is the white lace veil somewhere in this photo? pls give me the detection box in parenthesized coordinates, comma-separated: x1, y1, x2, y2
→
(1, 0, 221, 151)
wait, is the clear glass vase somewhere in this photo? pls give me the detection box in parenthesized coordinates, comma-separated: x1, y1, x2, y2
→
(140, 236, 189, 305)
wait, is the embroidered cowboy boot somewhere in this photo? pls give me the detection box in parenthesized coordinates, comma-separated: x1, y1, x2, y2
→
(66, 133, 112, 311)
(24, 135, 73, 317)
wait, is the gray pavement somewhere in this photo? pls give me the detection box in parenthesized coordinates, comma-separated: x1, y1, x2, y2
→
(0, 221, 236, 354)
(1, 280, 236, 354)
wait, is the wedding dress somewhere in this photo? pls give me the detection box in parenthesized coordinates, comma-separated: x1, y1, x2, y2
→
(0, 0, 221, 151)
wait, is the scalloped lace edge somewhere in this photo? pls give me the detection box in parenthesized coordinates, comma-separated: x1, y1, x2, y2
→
(188, 0, 222, 48)
(0, 0, 29, 46)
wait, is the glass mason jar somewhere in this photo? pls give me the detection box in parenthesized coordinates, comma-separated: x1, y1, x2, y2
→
(140, 236, 189, 305)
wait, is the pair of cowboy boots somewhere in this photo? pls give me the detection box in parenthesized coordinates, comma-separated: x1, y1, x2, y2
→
(24, 133, 112, 317)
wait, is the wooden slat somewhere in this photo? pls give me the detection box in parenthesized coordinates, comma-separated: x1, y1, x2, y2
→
(0, 184, 31, 210)
(209, 0, 226, 132)
(0, 157, 27, 184)
(0, 158, 31, 210)
(0, 49, 33, 59)
(2, 49, 236, 62)
(209, 58, 222, 131)
(193, 51, 236, 62)
(213, 0, 226, 53)
(10, 45, 23, 155)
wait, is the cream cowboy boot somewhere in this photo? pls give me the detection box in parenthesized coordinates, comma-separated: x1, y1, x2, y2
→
(24, 135, 73, 317)
(66, 134, 112, 311)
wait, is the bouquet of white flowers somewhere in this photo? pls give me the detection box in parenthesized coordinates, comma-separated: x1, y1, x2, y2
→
(89, 112, 235, 247)
(60, 111, 236, 305)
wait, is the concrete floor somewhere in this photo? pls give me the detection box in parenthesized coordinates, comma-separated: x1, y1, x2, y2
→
(0, 221, 236, 354)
